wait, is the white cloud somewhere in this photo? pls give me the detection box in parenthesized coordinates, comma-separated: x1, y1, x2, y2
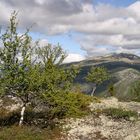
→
(35, 0, 45, 5)
(38, 39, 48, 47)
(128, 1, 140, 19)
(1, 0, 140, 57)
(63, 53, 85, 63)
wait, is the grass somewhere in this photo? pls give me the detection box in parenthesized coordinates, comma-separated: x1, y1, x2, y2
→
(0, 126, 64, 140)
(0, 92, 99, 140)
(102, 108, 138, 120)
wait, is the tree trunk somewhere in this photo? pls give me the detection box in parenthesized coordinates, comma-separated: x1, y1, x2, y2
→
(19, 104, 26, 126)
(91, 86, 96, 96)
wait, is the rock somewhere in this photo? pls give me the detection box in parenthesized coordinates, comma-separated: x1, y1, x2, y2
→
(129, 117, 136, 121)
(0, 96, 22, 112)
(63, 115, 140, 140)
(90, 97, 140, 113)
(63, 97, 140, 140)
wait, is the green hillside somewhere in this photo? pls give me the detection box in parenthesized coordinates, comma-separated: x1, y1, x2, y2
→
(103, 68, 140, 101)
(70, 53, 140, 101)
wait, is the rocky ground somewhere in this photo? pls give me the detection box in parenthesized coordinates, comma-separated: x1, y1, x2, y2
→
(1, 96, 140, 140)
(63, 97, 140, 140)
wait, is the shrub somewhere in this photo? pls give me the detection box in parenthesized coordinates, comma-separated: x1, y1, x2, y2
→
(0, 92, 95, 127)
(85, 66, 110, 96)
(102, 108, 138, 120)
(0, 12, 80, 126)
(42, 92, 94, 119)
(108, 83, 116, 96)
(0, 126, 63, 140)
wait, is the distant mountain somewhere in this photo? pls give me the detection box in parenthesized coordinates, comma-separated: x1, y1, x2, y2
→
(80, 53, 140, 66)
(110, 53, 140, 60)
(64, 53, 140, 68)
(103, 68, 140, 101)
(70, 53, 140, 101)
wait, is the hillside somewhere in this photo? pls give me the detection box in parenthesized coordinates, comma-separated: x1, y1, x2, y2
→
(65, 53, 140, 67)
(70, 53, 140, 101)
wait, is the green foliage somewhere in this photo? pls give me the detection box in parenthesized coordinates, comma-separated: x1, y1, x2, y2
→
(0, 12, 88, 127)
(42, 92, 93, 118)
(0, 126, 63, 140)
(0, 93, 94, 127)
(102, 108, 138, 120)
(108, 83, 115, 96)
(85, 66, 110, 95)
(36, 43, 67, 67)
(36, 64, 79, 96)
(0, 11, 35, 104)
(85, 66, 109, 85)
(36, 44, 79, 95)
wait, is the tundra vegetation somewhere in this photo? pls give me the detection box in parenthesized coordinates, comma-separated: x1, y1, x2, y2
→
(0, 11, 98, 139)
(1, 12, 139, 140)
(85, 66, 110, 96)
(108, 83, 116, 96)
(0, 12, 95, 126)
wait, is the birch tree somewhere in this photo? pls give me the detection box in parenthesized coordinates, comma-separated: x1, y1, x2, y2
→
(0, 12, 80, 125)
(85, 66, 109, 96)
(36, 44, 79, 95)
(0, 12, 36, 126)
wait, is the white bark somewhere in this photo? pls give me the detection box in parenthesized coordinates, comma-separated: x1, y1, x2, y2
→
(19, 105, 26, 126)
(91, 86, 96, 96)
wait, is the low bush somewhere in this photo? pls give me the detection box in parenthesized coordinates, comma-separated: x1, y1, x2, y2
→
(0, 126, 63, 140)
(42, 92, 94, 119)
(102, 108, 138, 120)
(0, 92, 95, 127)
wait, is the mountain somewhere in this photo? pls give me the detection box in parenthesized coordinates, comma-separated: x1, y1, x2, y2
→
(79, 53, 140, 66)
(70, 53, 140, 101)
(109, 53, 140, 60)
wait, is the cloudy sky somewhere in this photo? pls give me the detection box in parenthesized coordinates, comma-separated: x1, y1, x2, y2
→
(0, 0, 140, 63)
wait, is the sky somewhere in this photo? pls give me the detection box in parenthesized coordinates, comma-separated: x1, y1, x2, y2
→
(0, 0, 140, 63)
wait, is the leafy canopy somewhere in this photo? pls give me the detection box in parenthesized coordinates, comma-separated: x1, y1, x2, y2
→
(0, 11, 34, 103)
(0, 11, 94, 125)
(86, 66, 109, 85)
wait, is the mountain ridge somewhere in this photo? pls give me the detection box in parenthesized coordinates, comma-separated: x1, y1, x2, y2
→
(68, 53, 140, 101)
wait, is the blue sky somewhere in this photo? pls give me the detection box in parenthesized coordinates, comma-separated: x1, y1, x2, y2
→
(30, 0, 140, 58)
(30, 32, 86, 55)
(0, 0, 140, 62)
(93, 0, 138, 7)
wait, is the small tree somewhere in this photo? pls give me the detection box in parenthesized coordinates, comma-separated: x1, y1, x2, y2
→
(34, 44, 80, 119)
(0, 12, 37, 126)
(36, 44, 79, 95)
(85, 66, 109, 96)
(0, 12, 80, 126)
(36, 43, 66, 67)
(108, 83, 115, 96)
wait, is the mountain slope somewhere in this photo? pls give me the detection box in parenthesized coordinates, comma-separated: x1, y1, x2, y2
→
(105, 68, 140, 100)
(70, 53, 140, 101)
